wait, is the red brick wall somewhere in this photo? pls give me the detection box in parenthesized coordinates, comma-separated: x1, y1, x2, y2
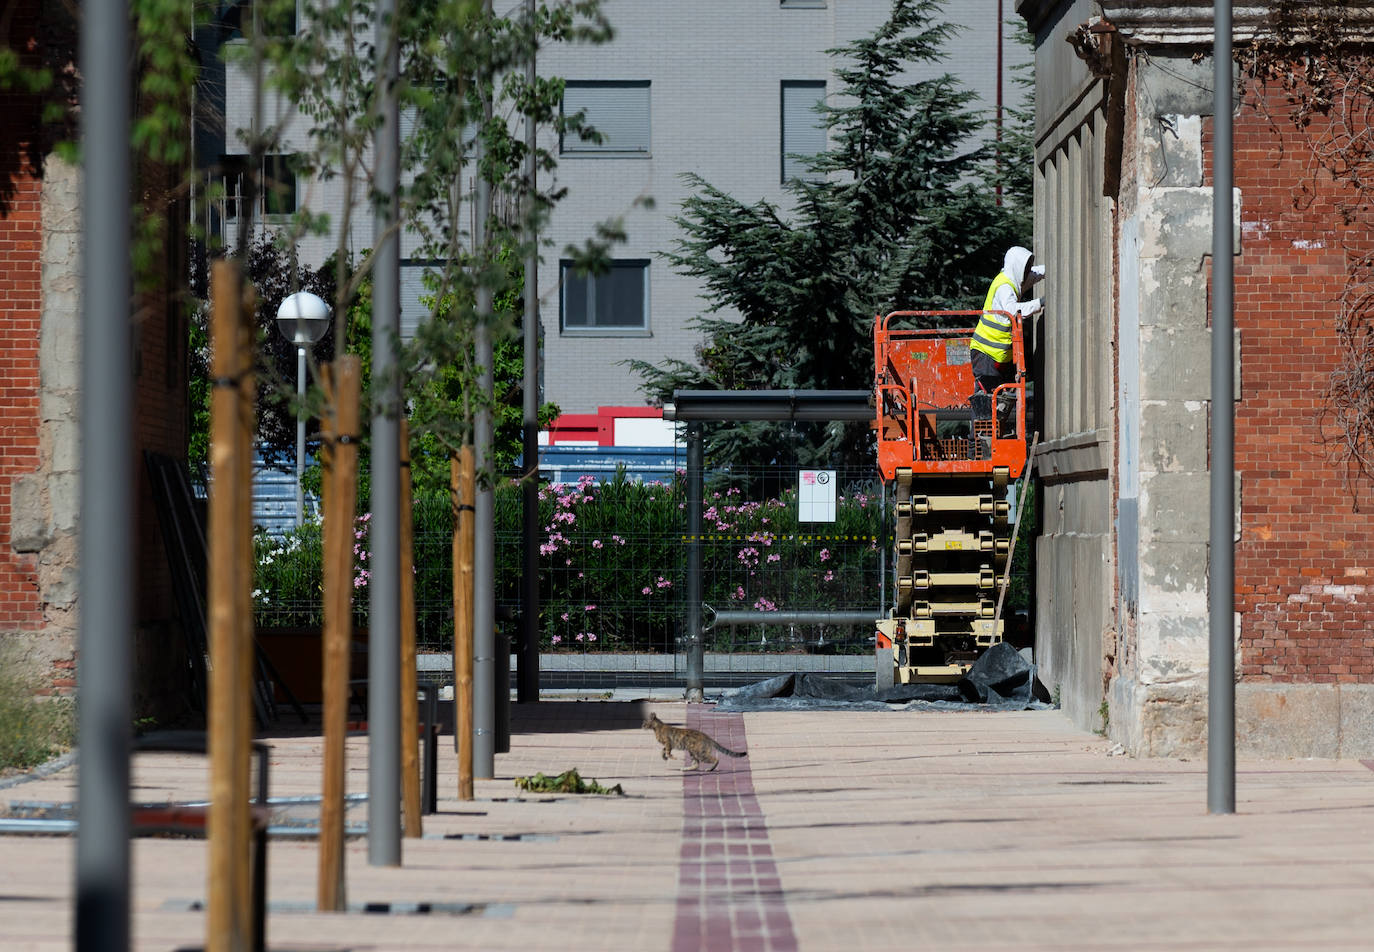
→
(1210, 79, 1374, 683)
(0, 0, 49, 634)
(2, 0, 189, 708)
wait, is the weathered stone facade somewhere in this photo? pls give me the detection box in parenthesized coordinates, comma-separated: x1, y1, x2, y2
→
(1020, 0, 1374, 756)
(2, 1, 189, 711)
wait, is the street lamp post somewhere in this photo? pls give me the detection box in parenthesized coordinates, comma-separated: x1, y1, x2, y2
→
(275, 292, 331, 526)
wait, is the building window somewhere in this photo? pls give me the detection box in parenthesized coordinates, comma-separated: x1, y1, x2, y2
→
(781, 80, 827, 183)
(561, 260, 649, 331)
(218, 154, 249, 220)
(219, 153, 298, 218)
(225, 0, 298, 39)
(561, 81, 651, 155)
(261, 154, 298, 216)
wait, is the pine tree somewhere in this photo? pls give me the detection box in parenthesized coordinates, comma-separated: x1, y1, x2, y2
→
(630, 0, 1031, 473)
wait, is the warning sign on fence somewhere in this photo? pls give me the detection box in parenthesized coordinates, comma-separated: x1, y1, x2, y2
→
(798, 470, 836, 523)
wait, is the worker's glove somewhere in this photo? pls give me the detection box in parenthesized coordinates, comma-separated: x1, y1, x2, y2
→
(1016, 298, 1044, 317)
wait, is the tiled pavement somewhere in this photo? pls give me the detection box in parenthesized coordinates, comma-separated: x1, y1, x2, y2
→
(675, 709, 795, 952)
(4, 702, 1374, 950)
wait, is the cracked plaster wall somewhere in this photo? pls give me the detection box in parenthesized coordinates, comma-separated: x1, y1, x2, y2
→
(1112, 55, 1243, 757)
(7, 156, 82, 688)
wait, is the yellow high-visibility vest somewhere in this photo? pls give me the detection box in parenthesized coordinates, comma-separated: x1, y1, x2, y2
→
(970, 271, 1017, 364)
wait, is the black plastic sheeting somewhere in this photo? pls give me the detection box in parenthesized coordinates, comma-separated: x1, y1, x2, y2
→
(715, 642, 1053, 712)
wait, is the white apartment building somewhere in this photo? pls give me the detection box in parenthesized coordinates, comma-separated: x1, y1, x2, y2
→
(205, 0, 1029, 421)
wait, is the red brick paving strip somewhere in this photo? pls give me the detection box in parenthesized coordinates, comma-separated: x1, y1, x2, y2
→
(673, 707, 798, 952)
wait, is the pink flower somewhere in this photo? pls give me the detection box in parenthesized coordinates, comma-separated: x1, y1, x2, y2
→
(552, 635, 561, 645)
(819, 548, 831, 562)
(592, 539, 603, 549)
(587, 633, 597, 642)
(560, 612, 569, 622)
(642, 586, 652, 595)
(585, 604, 597, 612)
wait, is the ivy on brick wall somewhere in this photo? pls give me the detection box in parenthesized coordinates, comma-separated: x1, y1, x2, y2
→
(1241, 1, 1374, 499)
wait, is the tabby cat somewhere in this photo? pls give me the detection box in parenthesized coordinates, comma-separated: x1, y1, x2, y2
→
(643, 712, 747, 771)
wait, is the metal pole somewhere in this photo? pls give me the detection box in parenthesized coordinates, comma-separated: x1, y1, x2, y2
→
(708, 610, 883, 628)
(296, 346, 306, 526)
(518, 0, 540, 704)
(880, 479, 888, 614)
(76, 0, 133, 944)
(684, 423, 704, 702)
(1208, 0, 1236, 815)
(664, 389, 872, 422)
(368, 0, 402, 865)
(473, 0, 497, 777)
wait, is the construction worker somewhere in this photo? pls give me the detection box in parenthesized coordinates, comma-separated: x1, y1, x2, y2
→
(970, 245, 1044, 394)
(969, 246, 1043, 455)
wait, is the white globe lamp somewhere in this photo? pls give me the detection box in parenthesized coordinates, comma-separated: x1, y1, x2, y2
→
(275, 292, 331, 526)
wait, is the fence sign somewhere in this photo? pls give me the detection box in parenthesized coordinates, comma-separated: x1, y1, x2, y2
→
(798, 470, 836, 523)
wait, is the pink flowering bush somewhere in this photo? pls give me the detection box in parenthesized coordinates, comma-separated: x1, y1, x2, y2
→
(519, 475, 885, 652)
(255, 466, 892, 654)
(516, 473, 687, 651)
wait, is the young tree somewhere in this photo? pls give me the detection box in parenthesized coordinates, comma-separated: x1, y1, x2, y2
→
(244, 0, 612, 484)
(356, 253, 563, 498)
(630, 0, 1032, 472)
(173, 0, 616, 502)
(387, 0, 612, 486)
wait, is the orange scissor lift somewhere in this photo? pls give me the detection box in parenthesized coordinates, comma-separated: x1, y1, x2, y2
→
(872, 310, 1029, 687)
